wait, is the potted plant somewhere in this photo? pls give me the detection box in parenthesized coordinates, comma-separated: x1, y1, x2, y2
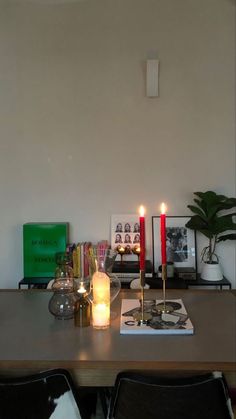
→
(186, 191, 236, 281)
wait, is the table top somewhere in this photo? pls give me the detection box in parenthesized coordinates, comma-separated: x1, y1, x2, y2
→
(0, 289, 235, 386)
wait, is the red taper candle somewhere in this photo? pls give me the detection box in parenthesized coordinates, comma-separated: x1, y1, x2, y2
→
(139, 205, 146, 270)
(160, 203, 167, 264)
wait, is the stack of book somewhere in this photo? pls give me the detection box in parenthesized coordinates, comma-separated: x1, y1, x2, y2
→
(67, 240, 110, 278)
(67, 242, 153, 283)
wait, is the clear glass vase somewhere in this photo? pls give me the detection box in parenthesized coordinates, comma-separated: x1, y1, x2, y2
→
(48, 252, 76, 320)
(54, 252, 74, 287)
(48, 279, 76, 320)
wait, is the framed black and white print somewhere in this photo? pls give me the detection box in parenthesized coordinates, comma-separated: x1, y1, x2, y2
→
(152, 216, 197, 274)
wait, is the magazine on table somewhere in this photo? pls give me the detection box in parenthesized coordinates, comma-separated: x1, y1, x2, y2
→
(120, 299, 194, 335)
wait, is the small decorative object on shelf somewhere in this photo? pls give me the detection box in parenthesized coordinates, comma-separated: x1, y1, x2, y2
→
(116, 245, 126, 263)
(74, 279, 90, 327)
(132, 245, 141, 261)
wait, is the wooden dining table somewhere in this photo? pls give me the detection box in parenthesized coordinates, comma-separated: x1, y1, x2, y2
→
(0, 289, 235, 388)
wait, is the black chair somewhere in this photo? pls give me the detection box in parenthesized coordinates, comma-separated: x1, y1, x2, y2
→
(0, 369, 83, 419)
(108, 371, 233, 419)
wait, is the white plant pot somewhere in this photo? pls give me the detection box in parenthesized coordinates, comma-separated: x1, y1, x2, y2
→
(201, 262, 223, 281)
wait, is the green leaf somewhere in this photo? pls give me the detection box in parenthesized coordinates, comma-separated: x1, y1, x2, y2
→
(207, 205, 221, 219)
(185, 215, 206, 229)
(218, 198, 236, 210)
(193, 192, 221, 216)
(185, 216, 213, 239)
(213, 214, 236, 234)
(187, 205, 206, 218)
(217, 234, 236, 242)
(193, 198, 207, 213)
(194, 191, 206, 199)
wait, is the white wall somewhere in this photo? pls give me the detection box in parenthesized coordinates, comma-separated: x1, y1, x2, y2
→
(0, 0, 235, 288)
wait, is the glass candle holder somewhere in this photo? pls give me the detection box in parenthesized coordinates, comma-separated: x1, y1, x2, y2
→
(74, 279, 91, 327)
(74, 293, 90, 327)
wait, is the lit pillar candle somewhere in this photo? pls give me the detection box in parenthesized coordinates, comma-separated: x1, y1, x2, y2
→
(160, 202, 167, 264)
(92, 271, 110, 303)
(139, 205, 146, 271)
(92, 303, 110, 329)
(92, 271, 110, 329)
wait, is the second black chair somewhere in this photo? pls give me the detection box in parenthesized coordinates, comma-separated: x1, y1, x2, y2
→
(108, 371, 233, 419)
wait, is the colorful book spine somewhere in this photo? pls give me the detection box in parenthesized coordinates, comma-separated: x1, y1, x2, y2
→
(70, 240, 111, 279)
(83, 242, 91, 278)
(72, 245, 79, 277)
(80, 243, 84, 278)
(76, 243, 81, 278)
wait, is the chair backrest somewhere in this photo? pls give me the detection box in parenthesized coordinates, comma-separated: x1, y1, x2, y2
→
(0, 369, 82, 419)
(108, 371, 233, 419)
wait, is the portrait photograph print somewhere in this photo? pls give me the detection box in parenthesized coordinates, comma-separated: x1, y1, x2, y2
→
(111, 214, 140, 260)
(152, 216, 196, 274)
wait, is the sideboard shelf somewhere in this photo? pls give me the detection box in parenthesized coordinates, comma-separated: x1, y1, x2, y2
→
(18, 274, 232, 290)
(18, 277, 53, 289)
(147, 274, 231, 290)
(185, 274, 231, 290)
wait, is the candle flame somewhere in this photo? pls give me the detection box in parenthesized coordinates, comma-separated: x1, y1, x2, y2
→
(160, 202, 167, 214)
(78, 281, 86, 294)
(139, 205, 145, 217)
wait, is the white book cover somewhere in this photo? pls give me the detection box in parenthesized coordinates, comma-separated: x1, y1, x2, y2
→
(120, 299, 194, 335)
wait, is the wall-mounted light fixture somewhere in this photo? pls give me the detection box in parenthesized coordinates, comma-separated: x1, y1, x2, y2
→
(146, 59, 159, 98)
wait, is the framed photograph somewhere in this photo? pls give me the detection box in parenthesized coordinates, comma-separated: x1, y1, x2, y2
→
(111, 214, 140, 260)
(152, 216, 197, 274)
